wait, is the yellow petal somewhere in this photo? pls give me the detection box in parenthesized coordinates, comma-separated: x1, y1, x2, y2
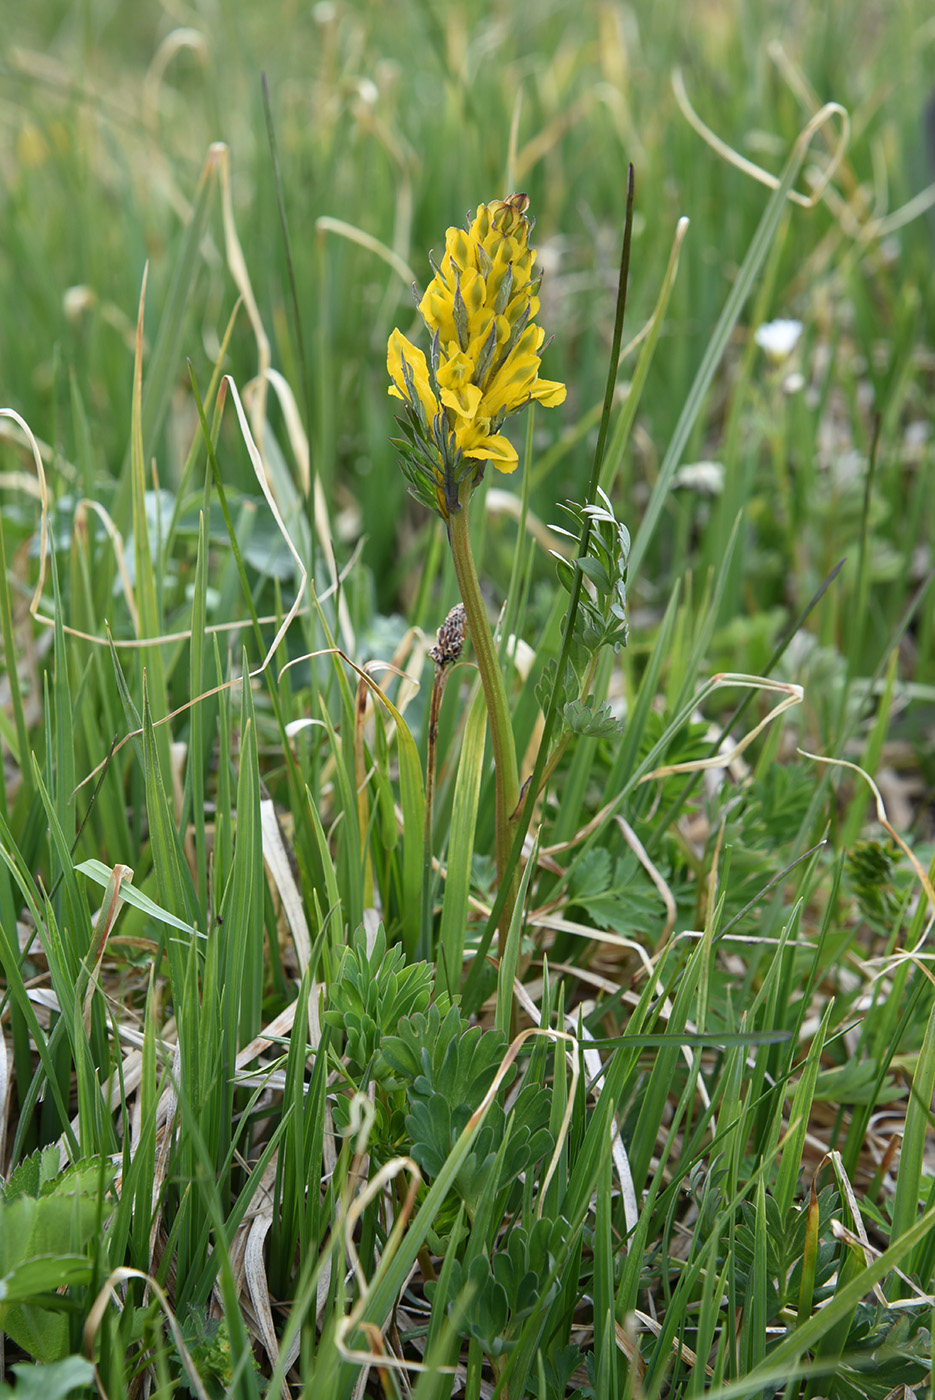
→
(419, 284, 457, 345)
(436, 350, 476, 391)
(387, 329, 438, 419)
(446, 226, 475, 273)
(530, 378, 566, 407)
(438, 348, 483, 420)
(479, 434, 520, 471)
(459, 266, 487, 322)
(440, 381, 484, 422)
(458, 429, 519, 472)
(482, 351, 541, 416)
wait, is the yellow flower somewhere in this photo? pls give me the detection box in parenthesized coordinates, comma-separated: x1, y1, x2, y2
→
(386, 330, 518, 467)
(387, 330, 437, 422)
(388, 193, 565, 516)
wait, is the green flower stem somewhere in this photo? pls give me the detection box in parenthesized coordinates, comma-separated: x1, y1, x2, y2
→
(448, 476, 520, 934)
(534, 647, 602, 797)
(421, 660, 450, 959)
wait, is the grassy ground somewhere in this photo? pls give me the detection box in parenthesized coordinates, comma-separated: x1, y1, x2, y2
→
(1, 0, 935, 1396)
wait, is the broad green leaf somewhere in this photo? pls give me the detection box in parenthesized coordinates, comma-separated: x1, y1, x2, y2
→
(3, 1356, 95, 1400)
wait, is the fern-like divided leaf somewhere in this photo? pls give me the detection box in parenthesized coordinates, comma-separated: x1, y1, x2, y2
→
(550, 491, 630, 654)
(424, 1217, 566, 1358)
(322, 923, 439, 1080)
(383, 1005, 554, 1216)
(561, 697, 623, 738)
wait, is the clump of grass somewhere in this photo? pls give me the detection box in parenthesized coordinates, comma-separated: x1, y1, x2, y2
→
(2, 3, 935, 1397)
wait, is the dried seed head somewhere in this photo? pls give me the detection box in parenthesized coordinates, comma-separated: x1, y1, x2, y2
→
(429, 602, 467, 666)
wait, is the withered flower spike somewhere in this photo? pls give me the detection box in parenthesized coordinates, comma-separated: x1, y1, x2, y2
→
(429, 602, 467, 666)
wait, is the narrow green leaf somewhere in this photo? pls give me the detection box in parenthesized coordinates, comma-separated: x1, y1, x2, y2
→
(437, 687, 486, 995)
(49, 545, 75, 853)
(745, 1194, 935, 1388)
(218, 667, 263, 1044)
(0, 503, 32, 802)
(592, 1148, 618, 1396)
(187, 508, 211, 920)
(76, 859, 203, 938)
(891, 989, 935, 1265)
(740, 1176, 768, 1372)
(140, 677, 200, 931)
(774, 998, 834, 1216)
(129, 273, 173, 789)
(495, 832, 537, 1038)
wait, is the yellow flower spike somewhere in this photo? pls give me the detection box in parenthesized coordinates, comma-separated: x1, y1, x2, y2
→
(388, 192, 562, 953)
(389, 193, 564, 518)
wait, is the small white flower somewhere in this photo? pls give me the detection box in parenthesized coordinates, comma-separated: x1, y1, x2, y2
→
(754, 318, 803, 361)
(903, 420, 929, 450)
(674, 460, 725, 495)
(355, 78, 379, 107)
(63, 285, 96, 321)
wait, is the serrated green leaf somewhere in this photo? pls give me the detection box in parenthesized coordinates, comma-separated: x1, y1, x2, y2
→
(561, 699, 622, 738)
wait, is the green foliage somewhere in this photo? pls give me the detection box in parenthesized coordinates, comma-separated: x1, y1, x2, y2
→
(712, 761, 820, 924)
(176, 1308, 259, 1400)
(534, 656, 573, 716)
(0, 1153, 114, 1364)
(638, 708, 711, 779)
(729, 1186, 839, 1320)
(425, 1217, 563, 1358)
(829, 1306, 931, 1400)
(552, 490, 630, 655)
(406, 1079, 553, 1215)
(813, 1059, 904, 1106)
(845, 840, 907, 931)
(561, 697, 622, 738)
(748, 761, 818, 844)
(0, 1356, 95, 1400)
(382, 1003, 504, 1104)
(568, 846, 663, 933)
(528, 1343, 583, 1399)
(382, 1004, 554, 1214)
(2, 1147, 65, 1203)
(322, 922, 437, 1080)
